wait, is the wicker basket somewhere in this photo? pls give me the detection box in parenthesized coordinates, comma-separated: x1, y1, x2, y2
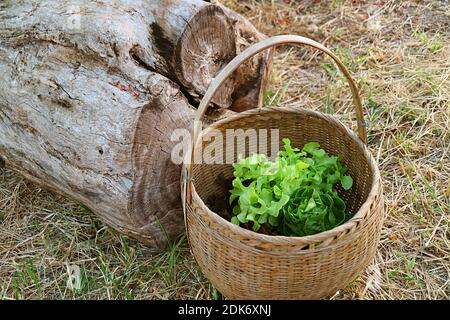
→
(182, 35, 385, 300)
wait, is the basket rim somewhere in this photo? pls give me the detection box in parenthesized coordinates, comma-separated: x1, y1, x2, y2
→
(188, 106, 382, 245)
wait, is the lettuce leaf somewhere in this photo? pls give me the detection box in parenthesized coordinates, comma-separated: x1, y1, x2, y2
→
(229, 139, 354, 235)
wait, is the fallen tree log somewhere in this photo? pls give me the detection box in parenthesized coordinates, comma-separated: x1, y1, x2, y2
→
(0, 0, 268, 109)
(0, 0, 271, 248)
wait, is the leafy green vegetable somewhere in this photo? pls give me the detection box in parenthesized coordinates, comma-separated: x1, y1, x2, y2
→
(340, 175, 353, 191)
(229, 139, 354, 236)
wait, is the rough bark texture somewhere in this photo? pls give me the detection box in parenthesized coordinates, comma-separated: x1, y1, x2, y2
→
(0, 0, 271, 248)
(0, 0, 268, 109)
(0, 42, 195, 248)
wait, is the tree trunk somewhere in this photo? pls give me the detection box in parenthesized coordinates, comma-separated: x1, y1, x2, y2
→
(0, 0, 268, 110)
(0, 0, 271, 248)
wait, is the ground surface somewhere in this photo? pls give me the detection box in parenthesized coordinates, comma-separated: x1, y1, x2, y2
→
(0, 0, 448, 299)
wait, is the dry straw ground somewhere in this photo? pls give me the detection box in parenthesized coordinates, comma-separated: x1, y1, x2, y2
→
(0, 0, 448, 299)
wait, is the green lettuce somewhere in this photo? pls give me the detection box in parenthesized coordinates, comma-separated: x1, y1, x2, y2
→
(229, 139, 354, 236)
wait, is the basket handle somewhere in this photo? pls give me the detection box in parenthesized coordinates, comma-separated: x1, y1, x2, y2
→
(193, 35, 367, 146)
(182, 35, 367, 212)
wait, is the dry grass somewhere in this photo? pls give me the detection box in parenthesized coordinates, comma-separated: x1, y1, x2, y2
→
(1, 0, 449, 299)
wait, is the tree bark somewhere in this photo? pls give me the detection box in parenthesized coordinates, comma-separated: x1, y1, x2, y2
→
(0, 0, 268, 109)
(0, 0, 271, 248)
